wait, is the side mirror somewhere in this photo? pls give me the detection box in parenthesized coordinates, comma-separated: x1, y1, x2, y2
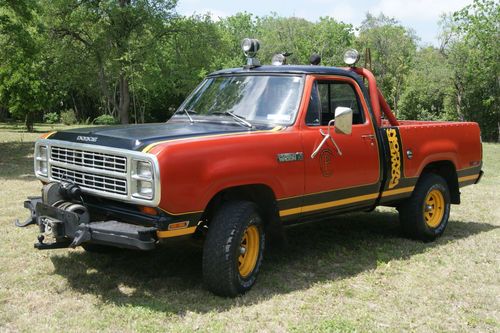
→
(334, 107, 353, 135)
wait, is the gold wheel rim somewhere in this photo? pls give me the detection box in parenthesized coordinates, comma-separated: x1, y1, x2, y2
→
(238, 225, 260, 278)
(423, 189, 445, 228)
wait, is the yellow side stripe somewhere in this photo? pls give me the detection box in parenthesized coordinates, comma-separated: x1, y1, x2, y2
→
(280, 193, 379, 217)
(458, 174, 479, 182)
(279, 186, 415, 217)
(381, 186, 415, 197)
(142, 126, 283, 153)
(157, 226, 197, 238)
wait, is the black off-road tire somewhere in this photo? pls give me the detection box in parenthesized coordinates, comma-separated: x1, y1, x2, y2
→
(202, 201, 265, 297)
(398, 173, 451, 242)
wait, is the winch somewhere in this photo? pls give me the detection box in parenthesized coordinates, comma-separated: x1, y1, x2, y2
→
(17, 182, 157, 250)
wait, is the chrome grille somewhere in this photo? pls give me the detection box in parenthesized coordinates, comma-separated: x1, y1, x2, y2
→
(51, 146, 127, 173)
(51, 166, 127, 195)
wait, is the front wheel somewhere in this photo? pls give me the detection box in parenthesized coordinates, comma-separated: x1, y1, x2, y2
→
(202, 201, 265, 297)
(398, 173, 451, 242)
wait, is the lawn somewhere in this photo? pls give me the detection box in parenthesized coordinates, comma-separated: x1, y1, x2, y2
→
(0, 123, 498, 332)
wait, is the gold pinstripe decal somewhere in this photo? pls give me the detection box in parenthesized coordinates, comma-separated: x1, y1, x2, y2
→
(42, 131, 57, 139)
(458, 174, 479, 182)
(141, 126, 283, 153)
(279, 186, 415, 217)
(381, 186, 415, 197)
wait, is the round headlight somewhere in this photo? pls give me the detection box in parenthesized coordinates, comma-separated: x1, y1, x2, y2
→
(272, 53, 286, 66)
(343, 49, 360, 66)
(241, 38, 260, 57)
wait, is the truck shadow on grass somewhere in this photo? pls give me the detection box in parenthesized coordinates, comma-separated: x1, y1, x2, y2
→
(50, 210, 497, 314)
(0, 141, 37, 181)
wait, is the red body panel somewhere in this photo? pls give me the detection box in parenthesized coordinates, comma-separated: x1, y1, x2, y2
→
(150, 130, 304, 215)
(147, 71, 482, 221)
(397, 121, 482, 177)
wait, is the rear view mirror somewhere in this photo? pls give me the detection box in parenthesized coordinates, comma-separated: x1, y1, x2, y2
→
(334, 107, 353, 135)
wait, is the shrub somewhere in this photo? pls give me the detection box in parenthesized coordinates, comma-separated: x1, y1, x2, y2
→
(60, 109, 77, 125)
(43, 112, 59, 124)
(94, 114, 118, 125)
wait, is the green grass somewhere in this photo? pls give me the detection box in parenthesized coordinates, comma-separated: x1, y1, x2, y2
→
(0, 123, 499, 332)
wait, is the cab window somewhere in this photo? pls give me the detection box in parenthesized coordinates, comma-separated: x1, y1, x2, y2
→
(305, 80, 364, 126)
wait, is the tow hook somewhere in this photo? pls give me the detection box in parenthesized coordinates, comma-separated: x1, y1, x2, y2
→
(15, 197, 42, 227)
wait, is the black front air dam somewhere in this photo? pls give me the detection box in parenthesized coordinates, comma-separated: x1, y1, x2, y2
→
(24, 199, 157, 251)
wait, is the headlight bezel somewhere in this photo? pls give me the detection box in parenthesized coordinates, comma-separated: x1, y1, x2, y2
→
(34, 144, 49, 177)
(131, 159, 155, 200)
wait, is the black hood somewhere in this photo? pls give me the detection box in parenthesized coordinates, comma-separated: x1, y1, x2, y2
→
(48, 121, 270, 151)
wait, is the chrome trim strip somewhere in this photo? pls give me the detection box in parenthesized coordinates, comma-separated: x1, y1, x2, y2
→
(34, 139, 161, 206)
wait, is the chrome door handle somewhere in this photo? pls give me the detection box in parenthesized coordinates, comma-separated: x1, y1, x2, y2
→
(361, 134, 375, 139)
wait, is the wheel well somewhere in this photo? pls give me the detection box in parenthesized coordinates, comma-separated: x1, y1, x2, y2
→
(421, 161, 460, 204)
(202, 184, 280, 227)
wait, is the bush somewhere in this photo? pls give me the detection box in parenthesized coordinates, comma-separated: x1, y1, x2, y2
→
(94, 114, 118, 125)
(43, 112, 59, 124)
(60, 109, 77, 125)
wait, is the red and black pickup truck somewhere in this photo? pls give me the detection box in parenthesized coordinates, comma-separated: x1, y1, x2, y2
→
(19, 41, 483, 297)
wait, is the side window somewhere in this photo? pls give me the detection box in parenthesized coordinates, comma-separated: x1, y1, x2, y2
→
(330, 83, 363, 124)
(305, 80, 364, 126)
(305, 82, 321, 126)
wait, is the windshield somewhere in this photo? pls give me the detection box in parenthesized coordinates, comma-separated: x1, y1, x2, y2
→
(173, 75, 304, 126)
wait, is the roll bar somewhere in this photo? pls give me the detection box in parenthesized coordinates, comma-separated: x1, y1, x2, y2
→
(348, 67, 399, 127)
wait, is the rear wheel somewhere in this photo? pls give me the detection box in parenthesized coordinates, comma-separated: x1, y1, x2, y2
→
(398, 173, 451, 242)
(202, 201, 265, 297)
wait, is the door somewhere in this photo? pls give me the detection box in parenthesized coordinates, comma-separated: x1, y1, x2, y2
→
(300, 75, 381, 216)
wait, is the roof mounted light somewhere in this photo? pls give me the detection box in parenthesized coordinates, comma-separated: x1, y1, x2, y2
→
(343, 49, 360, 67)
(241, 38, 261, 68)
(271, 52, 292, 66)
(241, 38, 260, 57)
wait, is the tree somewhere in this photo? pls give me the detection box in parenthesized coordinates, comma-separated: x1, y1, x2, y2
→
(399, 47, 454, 121)
(44, 0, 178, 124)
(356, 13, 418, 115)
(0, 0, 51, 130)
(444, 0, 500, 141)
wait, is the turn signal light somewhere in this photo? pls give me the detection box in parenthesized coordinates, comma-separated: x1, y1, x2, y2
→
(139, 206, 158, 215)
(168, 221, 189, 230)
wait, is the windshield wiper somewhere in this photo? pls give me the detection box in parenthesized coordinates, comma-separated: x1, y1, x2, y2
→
(213, 111, 252, 128)
(175, 108, 197, 123)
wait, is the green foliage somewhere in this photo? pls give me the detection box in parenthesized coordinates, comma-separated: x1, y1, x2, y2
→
(447, 0, 500, 141)
(60, 109, 77, 125)
(356, 13, 418, 115)
(94, 114, 118, 125)
(43, 112, 59, 124)
(399, 47, 454, 121)
(0, 0, 498, 140)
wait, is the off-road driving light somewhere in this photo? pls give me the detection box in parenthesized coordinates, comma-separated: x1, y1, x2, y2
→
(272, 53, 286, 66)
(343, 49, 360, 66)
(241, 38, 260, 57)
(35, 145, 48, 176)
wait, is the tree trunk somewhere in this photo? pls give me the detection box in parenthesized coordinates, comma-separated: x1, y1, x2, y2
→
(25, 112, 34, 132)
(118, 73, 130, 124)
(96, 53, 115, 115)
